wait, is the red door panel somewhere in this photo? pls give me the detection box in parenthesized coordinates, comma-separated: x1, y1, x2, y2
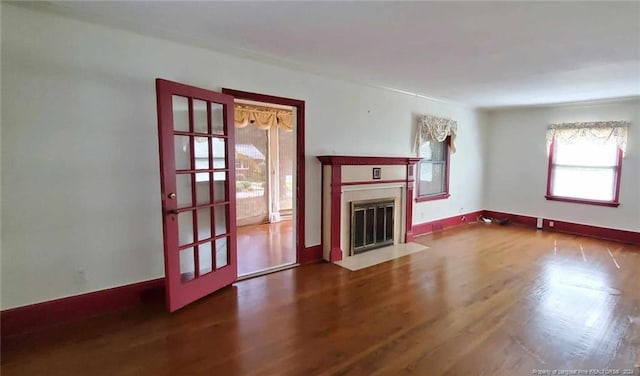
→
(156, 79, 237, 312)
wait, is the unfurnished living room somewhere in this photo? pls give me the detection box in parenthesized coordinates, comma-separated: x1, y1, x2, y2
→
(1, 1, 639, 375)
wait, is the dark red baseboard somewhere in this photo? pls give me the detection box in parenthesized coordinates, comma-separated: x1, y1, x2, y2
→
(1, 278, 165, 339)
(2, 245, 325, 339)
(300, 245, 323, 264)
(412, 210, 484, 236)
(483, 210, 640, 245)
(483, 210, 539, 228)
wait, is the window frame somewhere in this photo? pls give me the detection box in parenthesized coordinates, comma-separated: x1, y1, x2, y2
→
(545, 137, 622, 207)
(415, 136, 451, 202)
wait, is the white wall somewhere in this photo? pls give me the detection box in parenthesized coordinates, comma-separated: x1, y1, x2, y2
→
(485, 99, 640, 232)
(0, 5, 486, 309)
(413, 110, 488, 223)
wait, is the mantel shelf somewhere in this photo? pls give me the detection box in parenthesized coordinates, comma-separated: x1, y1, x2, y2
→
(317, 155, 421, 166)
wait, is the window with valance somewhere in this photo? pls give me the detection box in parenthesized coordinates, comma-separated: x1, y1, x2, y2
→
(414, 115, 457, 201)
(545, 120, 629, 206)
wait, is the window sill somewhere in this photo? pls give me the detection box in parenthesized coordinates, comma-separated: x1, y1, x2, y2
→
(544, 195, 620, 207)
(416, 193, 450, 203)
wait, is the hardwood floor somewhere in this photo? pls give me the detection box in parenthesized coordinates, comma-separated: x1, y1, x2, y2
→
(237, 220, 295, 276)
(2, 223, 639, 375)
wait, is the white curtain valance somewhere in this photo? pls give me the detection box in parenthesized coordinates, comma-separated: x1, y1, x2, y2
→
(234, 104, 293, 131)
(546, 121, 630, 156)
(415, 114, 458, 154)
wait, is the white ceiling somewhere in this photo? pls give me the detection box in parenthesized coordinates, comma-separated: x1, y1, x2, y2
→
(30, 1, 640, 108)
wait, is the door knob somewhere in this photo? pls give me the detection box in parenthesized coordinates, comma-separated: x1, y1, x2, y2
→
(168, 193, 176, 199)
(168, 209, 178, 215)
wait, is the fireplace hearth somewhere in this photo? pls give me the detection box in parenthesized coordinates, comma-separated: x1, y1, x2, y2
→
(350, 199, 395, 255)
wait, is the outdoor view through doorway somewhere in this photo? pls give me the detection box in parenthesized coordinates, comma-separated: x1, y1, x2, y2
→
(234, 100, 296, 275)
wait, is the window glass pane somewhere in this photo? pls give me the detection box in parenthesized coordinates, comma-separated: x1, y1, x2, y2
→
(193, 137, 209, 167)
(178, 211, 194, 246)
(214, 177, 227, 200)
(554, 140, 617, 167)
(180, 248, 195, 282)
(172, 96, 189, 132)
(193, 100, 208, 133)
(419, 142, 432, 160)
(211, 103, 224, 135)
(419, 162, 446, 195)
(174, 136, 191, 170)
(420, 161, 433, 182)
(176, 174, 193, 207)
(196, 176, 210, 205)
(214, 204, 228, 236)
(197, 208, 212, 240)
(194, 137, 210, 182)
(431, 140, 446, 161)
(198, 242, 213, 276)
(419, 140, 446, 161)
(213, 138, 227, 169)
(216, 237, 229, 268)
(552, 166, 615, 201)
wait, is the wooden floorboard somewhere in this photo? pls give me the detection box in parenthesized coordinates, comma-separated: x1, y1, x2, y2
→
(237, 220, 295, 276)
(2, 223, 639, 375)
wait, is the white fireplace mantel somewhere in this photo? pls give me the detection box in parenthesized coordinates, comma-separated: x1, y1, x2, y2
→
(317, 156, 421, 262)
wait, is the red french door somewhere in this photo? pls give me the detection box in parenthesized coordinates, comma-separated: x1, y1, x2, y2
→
(156, 79, 237, 312)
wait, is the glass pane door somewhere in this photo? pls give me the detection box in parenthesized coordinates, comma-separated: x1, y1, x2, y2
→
(156, 79, 237, 312)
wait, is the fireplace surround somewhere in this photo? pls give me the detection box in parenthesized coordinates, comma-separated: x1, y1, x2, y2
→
(317, 156, 421, 262)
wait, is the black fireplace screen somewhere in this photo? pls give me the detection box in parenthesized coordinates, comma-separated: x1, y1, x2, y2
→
(350, 199, 394, 255)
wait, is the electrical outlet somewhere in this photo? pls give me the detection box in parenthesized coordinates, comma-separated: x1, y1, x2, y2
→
(549, 221, 554, 228)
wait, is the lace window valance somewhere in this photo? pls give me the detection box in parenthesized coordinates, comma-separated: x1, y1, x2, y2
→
(546, 121, 630, 156)
(415, 114, 458, 154)
(234, 104, 293, 131)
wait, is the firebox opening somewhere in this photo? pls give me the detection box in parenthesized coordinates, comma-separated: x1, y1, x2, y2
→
(350, 199, 395, 255)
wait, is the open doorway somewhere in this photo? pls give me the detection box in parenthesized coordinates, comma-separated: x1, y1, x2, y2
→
(231, 98, 297, 276)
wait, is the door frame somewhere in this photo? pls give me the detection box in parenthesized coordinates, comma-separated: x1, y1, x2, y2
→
(222, 88, 306, 264)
